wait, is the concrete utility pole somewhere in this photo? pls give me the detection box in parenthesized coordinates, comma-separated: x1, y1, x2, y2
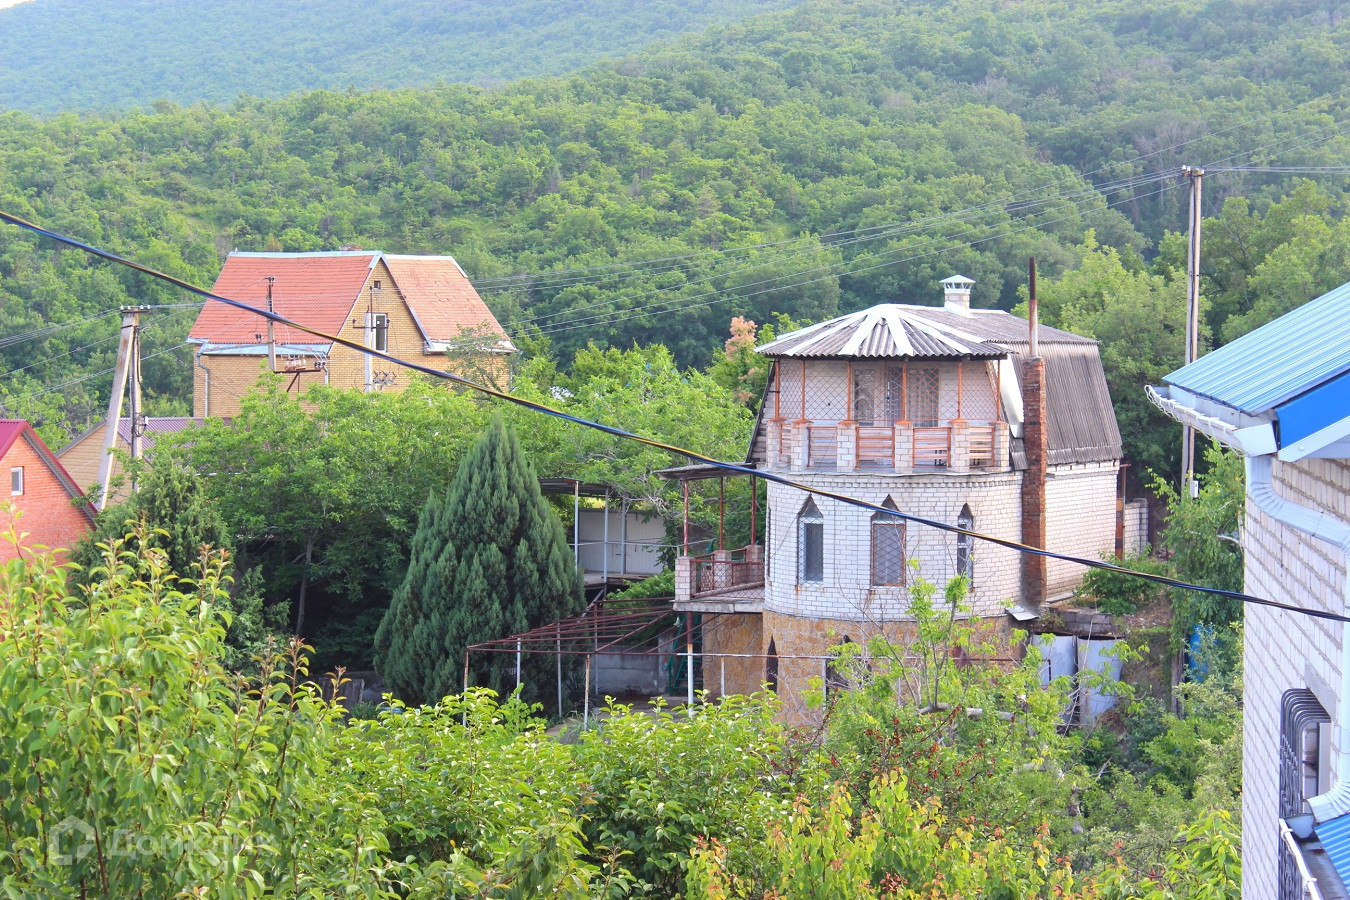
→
(96, 306, 150, 508)
(1181, 165, 1204, 498)
(266, 276, 277, 373)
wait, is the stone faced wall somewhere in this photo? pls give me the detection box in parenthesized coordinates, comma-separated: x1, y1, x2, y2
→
(764, 471, 1024, 621)
(701, 612, 764, 698)
(1044, 461, 1121, 598)
(1242, 457, 1349, 900)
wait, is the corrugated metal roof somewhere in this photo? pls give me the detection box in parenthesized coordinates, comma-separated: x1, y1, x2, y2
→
(1318, 812, 1350, 890)
(1164, 279, 1350, 414)
(1004, 341, 1123, 465)
(756, 304, 1092, 359)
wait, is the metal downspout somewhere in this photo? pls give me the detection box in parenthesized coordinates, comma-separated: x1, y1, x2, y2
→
(1246, 455, 1350, 823)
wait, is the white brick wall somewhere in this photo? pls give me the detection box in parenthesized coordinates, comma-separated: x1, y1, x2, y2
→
(764, 471, 1024, 620)
(1243, 457, 1350, 900)
(1044, 461, 1121, 597)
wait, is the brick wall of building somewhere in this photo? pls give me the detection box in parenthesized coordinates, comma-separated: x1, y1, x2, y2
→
(1243, 457, 1349, 900)
(0, 436, 92, 563)
(1044, 461, 1121, 597)
(194, 260, 510, 417)
(764, 471, 1025, 622)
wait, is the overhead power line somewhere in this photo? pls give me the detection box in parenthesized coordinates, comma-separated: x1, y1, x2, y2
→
(0, 207, 1341, 627)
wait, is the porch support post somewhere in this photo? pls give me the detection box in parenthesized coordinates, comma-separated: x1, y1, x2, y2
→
(516, 639, 522, 691)
(718, 478, 725, 551)
(556, 625, 563, 715)
(602, 488, 610, 586)
(682, 480, 690, 555)
(573, 480, 581, 569)
(583, 654, 591, 726)
(957, 359, 964, 420)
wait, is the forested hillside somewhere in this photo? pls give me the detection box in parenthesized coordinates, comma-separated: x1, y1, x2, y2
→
(1, 0, 1348, 472)
(0, 0, 804, 113)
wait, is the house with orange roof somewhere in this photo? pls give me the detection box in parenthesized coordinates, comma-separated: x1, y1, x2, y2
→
(0, 419, 95, 563)
(188, 251, 514, 417)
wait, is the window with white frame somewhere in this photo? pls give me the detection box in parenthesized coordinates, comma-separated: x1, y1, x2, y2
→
(10, 466, 22, 496)
(798, 498, 824, 583)
(871, 498, 906, 586)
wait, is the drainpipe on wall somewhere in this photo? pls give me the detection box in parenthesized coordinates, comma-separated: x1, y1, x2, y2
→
(1246, 455, 1350, 823)
(194, 349, 210, 417)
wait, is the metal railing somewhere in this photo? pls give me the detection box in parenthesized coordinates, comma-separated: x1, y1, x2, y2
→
(1280, 818, 1325, 900)
(692, 549, 765, 597)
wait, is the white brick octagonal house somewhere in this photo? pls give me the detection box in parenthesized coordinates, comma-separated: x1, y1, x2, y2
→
(670, 277, 1125, 719)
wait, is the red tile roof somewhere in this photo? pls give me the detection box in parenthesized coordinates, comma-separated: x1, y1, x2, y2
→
(190, 252, 512, 353)
(384, 255, 513, 349)
(189, 252, 378, 348)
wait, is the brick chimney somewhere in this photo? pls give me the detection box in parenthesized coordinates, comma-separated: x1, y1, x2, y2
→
(941, 275, 975, 315)
(1020, 260, 1048, 606)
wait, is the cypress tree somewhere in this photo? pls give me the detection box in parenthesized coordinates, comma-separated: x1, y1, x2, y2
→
(374, 417, 583, 708)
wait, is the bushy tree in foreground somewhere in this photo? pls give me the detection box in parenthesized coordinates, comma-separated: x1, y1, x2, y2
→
(70, 454, 283, 670)
(374, 416, 583, 708)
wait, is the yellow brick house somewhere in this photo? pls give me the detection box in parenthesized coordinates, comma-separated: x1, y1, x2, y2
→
(188, 251, 514, 417)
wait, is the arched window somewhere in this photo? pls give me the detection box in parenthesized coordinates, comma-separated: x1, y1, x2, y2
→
(956, 504, 975, 585)
(765, 639, 779, 694)
(871, 498, 906, 586)
(798, 498, 824, 583)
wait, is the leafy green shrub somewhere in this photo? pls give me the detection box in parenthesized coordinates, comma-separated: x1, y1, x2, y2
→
(609, 567, 675, 599)
(1075, 550, 1168, 616)
(573, 695, 796, 896)
(0, 527, 402, 898)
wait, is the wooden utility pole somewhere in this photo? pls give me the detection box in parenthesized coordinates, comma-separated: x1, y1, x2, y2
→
(1181, 165, 1204, 498)
(96, 306, 149, 508)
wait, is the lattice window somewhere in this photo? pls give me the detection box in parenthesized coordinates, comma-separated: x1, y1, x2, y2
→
(853, 364, 881, 425)
(776, 360, 803, 421)
(803, 361, 849, 422)
(961, 361, 1000, 422)
(871, 498, 906, 586)
(798, 498, 824, 583)
(885, 364, 905, 422)
(908, 366, 940, 426)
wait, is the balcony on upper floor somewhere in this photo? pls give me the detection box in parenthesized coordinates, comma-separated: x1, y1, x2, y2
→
(760, 357, 1013, 475)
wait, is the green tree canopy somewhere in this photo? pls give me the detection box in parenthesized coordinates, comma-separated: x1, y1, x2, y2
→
(374, 416, 584, 709)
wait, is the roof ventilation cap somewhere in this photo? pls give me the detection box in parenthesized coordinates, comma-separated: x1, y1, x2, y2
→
(941, 275, 976, 315)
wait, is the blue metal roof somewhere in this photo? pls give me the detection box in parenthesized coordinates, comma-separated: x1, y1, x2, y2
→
(1164, 280, 1350, 414)
(1317, 812, 1350, 888)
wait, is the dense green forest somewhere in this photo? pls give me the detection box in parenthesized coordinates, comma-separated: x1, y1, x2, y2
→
(0, 0, 805, 113)
(1, 0, 1348, 481)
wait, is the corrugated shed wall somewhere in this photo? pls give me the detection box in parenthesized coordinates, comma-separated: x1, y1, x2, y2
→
(1004, 341, 1122, 466)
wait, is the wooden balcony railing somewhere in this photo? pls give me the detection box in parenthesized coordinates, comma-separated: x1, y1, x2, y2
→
(808, 425, 837, 470)
(856, 426, 894, 468)
(692, 550, 765, 597)
(913, 426, 951, 468)
(968, 424, 995, 468)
